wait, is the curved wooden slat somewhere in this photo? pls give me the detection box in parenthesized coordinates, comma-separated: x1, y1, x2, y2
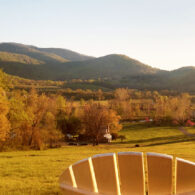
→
(176, 158, 195, 194)
(72, 158, 98, 193)
(147, 152, 173, 195)
(59, 166, 75, 186)
(118, 152, 145, 195)
(92, 153, 121, 195)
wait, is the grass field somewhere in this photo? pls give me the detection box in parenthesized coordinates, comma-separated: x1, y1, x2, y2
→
(0, 123, 195, 194)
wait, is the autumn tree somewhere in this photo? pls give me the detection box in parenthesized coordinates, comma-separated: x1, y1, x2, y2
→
(153, 95, 170, 121)
(0, 70, 12, 149)
(8, 90, 29, 146)
(109, 99, 132, 120)
(82, 102, 121, 145)
(0, 87, 10, 145)
(0, 69, 10, 90)
(114, 88, 129, 101)
(153, 93, 191, 125)
(8, 89, 63, 149)
(56, 95, 82, 137)
(41, 111, 63, 148)
(97, 89, 104, 100)
(168, 93, 191, 125)
(25, 89, 63, 149)
(109, 88, 132, 120)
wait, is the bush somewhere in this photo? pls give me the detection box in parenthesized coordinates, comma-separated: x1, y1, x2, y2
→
(111, 133, 118, 140)
(118, 135, 126, 142)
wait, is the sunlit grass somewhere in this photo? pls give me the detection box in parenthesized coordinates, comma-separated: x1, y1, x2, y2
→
(0, 124, 195, 194)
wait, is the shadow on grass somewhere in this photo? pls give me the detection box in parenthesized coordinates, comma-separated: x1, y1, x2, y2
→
(114, 135, 195, 148)
(115, 134, 195, 145)
(122, 123, 152, 131)
(122, 122, 176, 131)
(115, 123, 195, 147)
(143, 136, 195, 147)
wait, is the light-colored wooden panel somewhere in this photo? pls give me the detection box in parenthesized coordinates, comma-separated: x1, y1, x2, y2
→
(118, 152, 145, 195)
(72, 158, 97, 193)
(147, 152, 173, 195)
(176, 158, 195, 194)
(92, 153, 121, 195)
(59, 166, 74, 186)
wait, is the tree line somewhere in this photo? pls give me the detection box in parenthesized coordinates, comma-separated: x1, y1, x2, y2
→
(0, 70, 193, 151)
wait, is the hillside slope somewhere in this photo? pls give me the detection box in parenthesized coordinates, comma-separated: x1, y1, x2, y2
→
(55, 54, 162, 80)
(0, 44, 162, 80)
(0, 52, 44, 65)
(0, 42, 195, 92)
(0, 43, 68, 63)
(37, 48, 94, 61)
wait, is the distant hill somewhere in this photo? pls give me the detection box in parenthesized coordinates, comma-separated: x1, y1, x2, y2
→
(169, 66, 195, 77)
(0, 54, 160, 80)
(54, 54, 162, 80)
(167, 67, 195, 91)
(0, 43, 68, 63)
(0, 43, 161, 80)
(0, 42, 94, 62)
(37, 48, 94, 61)
(0, 42, 195, 92)
(0, 51, 44, 65)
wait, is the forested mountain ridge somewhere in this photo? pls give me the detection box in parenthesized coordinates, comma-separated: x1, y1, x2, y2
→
(0, 43, 69, 63)
(0, 42, 94, 62)
(0, 42, 195, 92)
(0, 43, 161, 80)
(0, 51, 44, 65)
(0, 53, 161, 80)
(37, 47, 94, 61)
(53, 54, 162, 80)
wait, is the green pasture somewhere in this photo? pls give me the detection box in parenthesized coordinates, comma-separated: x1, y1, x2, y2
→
(0, 123, 195, 194)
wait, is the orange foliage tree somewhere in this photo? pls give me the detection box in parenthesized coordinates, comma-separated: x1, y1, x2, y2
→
(82, 102, 121, 145)
(0, 87, 10, 145)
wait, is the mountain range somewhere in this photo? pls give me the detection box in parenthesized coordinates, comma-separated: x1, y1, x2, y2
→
(0, 42, 195, 92)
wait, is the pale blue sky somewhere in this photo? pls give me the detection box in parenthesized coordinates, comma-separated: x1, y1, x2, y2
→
(0, 0, 195, 70)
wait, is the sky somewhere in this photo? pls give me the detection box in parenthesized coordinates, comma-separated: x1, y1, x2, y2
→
(0, 0, 195, 70)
